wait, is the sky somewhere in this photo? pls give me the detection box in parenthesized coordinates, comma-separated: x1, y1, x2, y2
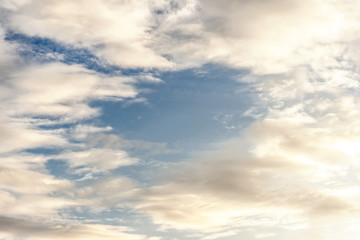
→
(1, 0, 360, 239)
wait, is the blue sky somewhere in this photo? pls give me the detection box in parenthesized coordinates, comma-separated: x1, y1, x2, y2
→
(1, 1, 360, 240)
(97, 67, 253, 145)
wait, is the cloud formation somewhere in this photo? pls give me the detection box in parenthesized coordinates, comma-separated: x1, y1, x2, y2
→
(1, 0, 360, 239)
(0, 20, 150, 239)
(2, 0, 173, 68)
(136, 120, 357, 232)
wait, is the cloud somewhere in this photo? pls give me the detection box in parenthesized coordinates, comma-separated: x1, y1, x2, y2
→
(0, 26, 150, 238)
(2, 0, 356, 74)
(6, 63, 137, 122)
(69, 124, 113, 140)
(74, 176, 139, 210)
(0, 215, 147, 240)
(149, 0, 352, 73)
(0, 155, 75, 220)
(136, 117, 359, 233)
(57, 148, 137, 172)
(0, 119, 66, 153)
(2, 0, 173, 68)
(0, 25, 17, 72)
(2, 0, 359, 74)
(0, 60, 142, 155)
(0, 161, 71, 195)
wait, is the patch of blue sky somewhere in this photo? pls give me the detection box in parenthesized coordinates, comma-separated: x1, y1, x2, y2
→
(25, 147, 64, 155)
(94, 64, 258, 153)
(45, 159, 74, 179)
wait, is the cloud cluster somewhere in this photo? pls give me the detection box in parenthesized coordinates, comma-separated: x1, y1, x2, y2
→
(1, 0, 360, 239)
(129, 2, 360, 238)
(1, 0, 173, 68)
(1, 0, 359, 74)
(137, 120, 358, 229)
(0, 154, 74, 219)
(7, 63, 137, 121)
(150, 0, 355, 73)
(0, 22, 153, 239)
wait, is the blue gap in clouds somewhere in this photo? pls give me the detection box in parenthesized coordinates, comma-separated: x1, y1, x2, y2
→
(92, 64, 256, 152)
(45, 159, 71, 179)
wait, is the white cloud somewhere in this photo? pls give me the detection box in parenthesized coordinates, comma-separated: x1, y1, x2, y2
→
(6, 63, 137, 122)
(70, 124, 113, 140)
(2, 0, 356, 74)
(0, 27, 149, 238)
(58, 148, 137, 172)
(2, 0, 359, 74)
(149, 0, 353, 73)
(0, 156, 75, 220)
(0, 161, 71, 195)
(0, 61, 142, 155)
(2, 0, 173, 68)
(0, 119, 66, 153)
(136, 117, 360, 233)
